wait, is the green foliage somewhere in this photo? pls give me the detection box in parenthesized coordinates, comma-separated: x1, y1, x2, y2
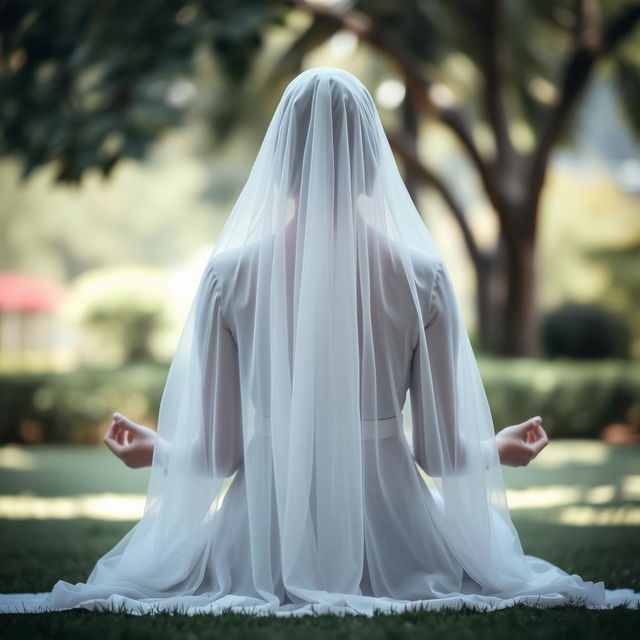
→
(0, 0, 283, 182)
(2, 0, 639, 183)
(83, 304, 167, 363)
(67, 267, 173, 364)
(586, 242, 640, 358)
(0, 362, 168, 444)
(0, 359, 638, 444)
(478, 358, 640, 439)
(615, 56, 640, 135)
(542, 303, 632, 359)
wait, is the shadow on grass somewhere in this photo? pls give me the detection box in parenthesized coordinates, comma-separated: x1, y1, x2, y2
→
(1, 443, 638, 637)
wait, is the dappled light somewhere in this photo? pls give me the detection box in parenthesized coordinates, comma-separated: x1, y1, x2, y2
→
(0, 442, 637, 527)
(0, 444, 36, 471)
(528, 441, 611, 468)
(0, 487, 238, 521)
(553, 505, 640, 526)
(0, 493, 146, 521)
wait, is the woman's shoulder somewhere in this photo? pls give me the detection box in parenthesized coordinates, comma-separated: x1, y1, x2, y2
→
(207, 242, 261, 294)
(405, 247, 443, 292)
(209, 236, 442, 294)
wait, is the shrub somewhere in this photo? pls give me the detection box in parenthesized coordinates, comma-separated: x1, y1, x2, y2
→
(66, 267, 172, 365)
(0, 359, 638, 443)
(541, 302, 631, 359)
(478, 358, 640, 438)
(0, 361, 168, 444)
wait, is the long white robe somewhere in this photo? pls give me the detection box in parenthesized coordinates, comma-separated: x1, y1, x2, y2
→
(1, 242, 638, 616)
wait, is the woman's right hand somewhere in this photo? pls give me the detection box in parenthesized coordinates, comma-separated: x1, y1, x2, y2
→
(495, 416, 549, 467)
(103, 412, 157, 468)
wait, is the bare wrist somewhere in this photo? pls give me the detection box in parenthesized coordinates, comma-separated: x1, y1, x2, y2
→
(495, 435, 504, 464)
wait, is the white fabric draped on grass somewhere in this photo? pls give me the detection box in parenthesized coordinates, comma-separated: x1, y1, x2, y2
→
(1, 67, 638, 616)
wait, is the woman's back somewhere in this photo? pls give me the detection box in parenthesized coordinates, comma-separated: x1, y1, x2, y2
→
(212, 219, 441, 428)
(200, 224, 483, 604)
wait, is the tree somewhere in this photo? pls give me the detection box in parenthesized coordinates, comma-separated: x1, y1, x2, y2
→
(2, 0, 639, 355)
(68, 267, 171, 364)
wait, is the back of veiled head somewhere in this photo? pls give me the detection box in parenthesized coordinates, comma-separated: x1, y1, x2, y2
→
(216, 66, 437, 253)
(272, 67, 381, 203)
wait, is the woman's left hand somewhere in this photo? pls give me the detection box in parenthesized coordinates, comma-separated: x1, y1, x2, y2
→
(495, 416, 549, 467)
(103, 412, 157, 468)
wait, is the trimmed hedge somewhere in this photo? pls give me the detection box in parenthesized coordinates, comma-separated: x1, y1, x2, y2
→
(0, 359, 638, 444)
(478, 358, 640, 439)
(0, 362, 169, 445)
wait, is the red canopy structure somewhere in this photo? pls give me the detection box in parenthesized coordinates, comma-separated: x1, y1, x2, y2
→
(0, 273, 67, 312)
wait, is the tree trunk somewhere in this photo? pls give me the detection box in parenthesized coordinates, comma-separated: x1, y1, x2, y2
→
(502, 232, 540, 356)
(474, 226, 540, 356)
(475, 238, 506, 354)
(401, 85, 419, 205)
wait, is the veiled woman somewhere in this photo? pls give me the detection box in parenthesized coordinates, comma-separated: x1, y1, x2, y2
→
(1, 67, 638, 616)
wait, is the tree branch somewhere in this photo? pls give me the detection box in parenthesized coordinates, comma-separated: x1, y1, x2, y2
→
(400, 71, 420, 205)
(451, 0, 515, 165)
(274, 0, 501, 210)
(526, 2, 640, 232)
(387, 130, 485, 271)
(483, 0, 514, 164)
(267, 15, 339, 86)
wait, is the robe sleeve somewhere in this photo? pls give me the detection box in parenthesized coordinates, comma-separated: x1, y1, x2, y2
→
(409, 261, 496, 477)
(153, 260, 243, 478)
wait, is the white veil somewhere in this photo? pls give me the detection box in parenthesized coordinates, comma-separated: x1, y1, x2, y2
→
(7, 66, 638, 616)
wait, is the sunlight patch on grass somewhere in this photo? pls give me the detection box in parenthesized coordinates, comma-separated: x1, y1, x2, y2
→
(506, 481, 638, 509)
(506, 484, 583, 509)
(585, 484, 616, 504)
(0, 493, 146, 520)
(622, 474, 640, 499)
(1, 479, 639, 523)
(0, 445, 37, 471)
(0, 485, 235, 520)
(529, 441, 611, 468)
(553, 505, 640, 526)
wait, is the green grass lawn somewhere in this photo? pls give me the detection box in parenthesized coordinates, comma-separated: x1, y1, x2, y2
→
(0, 441, 639, 639)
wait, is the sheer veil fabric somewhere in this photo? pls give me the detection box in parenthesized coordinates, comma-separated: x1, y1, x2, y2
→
(1, 67, 638, 616)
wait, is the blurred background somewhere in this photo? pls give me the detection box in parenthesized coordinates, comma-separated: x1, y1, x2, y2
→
(0, 0, 639, 585)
